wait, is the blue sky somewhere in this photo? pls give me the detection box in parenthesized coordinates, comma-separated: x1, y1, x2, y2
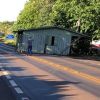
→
(0, 0, 27, 21)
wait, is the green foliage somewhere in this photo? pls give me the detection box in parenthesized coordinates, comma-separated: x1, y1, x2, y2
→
(50, 0, 100, 39)
(12, 0, 56, 30)
(50, 0, 73, 28)
(0, 21, 14, 35)
(13, 0, 100, 40)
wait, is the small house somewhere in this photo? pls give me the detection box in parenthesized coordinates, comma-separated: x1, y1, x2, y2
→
(15, 26, 86, 55)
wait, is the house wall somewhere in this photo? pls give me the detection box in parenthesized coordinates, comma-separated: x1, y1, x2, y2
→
(17, 28, 74, 55)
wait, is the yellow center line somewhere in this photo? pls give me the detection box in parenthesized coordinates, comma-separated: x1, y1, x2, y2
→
(31, 56, 100, 85)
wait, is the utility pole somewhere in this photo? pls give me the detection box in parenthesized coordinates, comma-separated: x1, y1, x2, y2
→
(76, 18, 80, 32)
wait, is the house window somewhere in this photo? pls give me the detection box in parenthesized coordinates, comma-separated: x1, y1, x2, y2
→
(46, 36, 55, 46)
(51, 36, 55, 46)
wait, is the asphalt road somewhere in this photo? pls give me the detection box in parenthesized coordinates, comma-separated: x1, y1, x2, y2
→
(0, 75, 16, 100)
(0, 43, 100, 100)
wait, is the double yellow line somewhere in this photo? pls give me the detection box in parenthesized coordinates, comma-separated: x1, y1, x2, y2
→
(31, 56, 100, 85)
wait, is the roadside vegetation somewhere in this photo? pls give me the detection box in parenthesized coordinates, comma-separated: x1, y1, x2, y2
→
(12, 0, 100, 56)
(0, 21, 16, 46)
(0, 21, 14, 34)
(12, 0, 100, 40)
(4, 34, 16, 46)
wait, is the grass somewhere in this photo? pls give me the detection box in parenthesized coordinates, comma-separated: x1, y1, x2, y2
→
(4, 39, 16, 46)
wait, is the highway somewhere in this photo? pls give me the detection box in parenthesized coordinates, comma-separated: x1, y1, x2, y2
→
(0, 43, 100, 100)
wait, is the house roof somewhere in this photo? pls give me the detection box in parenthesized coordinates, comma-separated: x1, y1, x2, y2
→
(14, 26, 89, 37)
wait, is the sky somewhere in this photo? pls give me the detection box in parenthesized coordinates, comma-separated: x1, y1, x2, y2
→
(0, 0, 27, 22)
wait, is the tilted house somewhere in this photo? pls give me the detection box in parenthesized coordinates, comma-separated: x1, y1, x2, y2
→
(15, 26, 85, 55)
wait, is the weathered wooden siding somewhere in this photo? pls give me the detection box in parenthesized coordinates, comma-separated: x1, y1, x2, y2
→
(44, 29, 71, 55)
(17, 28, 76, 55)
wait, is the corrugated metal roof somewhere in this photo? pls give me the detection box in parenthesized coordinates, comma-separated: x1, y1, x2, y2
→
(14, 26, 89, 37)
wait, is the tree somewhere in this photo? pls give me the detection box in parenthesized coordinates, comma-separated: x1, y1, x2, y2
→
(13, 0, 100, 40)
(50, 0, 73, 29)
(0, 21, 14, 35)
(12, 0, 56, 31)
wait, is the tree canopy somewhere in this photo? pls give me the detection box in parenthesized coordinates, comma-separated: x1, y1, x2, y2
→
(13, 0, 100, 40)
(0, 21, 14, 35)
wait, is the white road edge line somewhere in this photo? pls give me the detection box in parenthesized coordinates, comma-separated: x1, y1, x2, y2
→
(9, 80, 18, 87)
(21, 97, 30, 100)
(14, 87, 23, 94)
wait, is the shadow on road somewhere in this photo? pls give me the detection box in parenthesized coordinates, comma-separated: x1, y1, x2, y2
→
(21, 53, 100, 61)
(69, 56, 100, 61)
(14, 74, 79, 100)
(4, 66, 25, 72)
(0, 76, 16, 100)
(0, 45, 81, 100)
(4, 65, 80, 100)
